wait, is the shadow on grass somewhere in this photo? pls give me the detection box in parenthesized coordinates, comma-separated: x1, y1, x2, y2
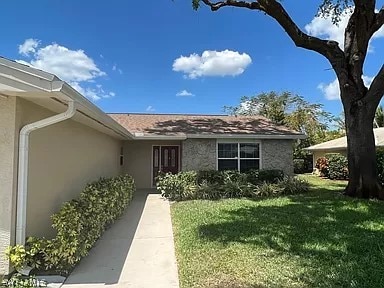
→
(198, 193, 384, 287)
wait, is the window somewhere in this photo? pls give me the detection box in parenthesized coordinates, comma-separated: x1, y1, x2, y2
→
(217, 142, 260, 172)
(120, 147, 124, 166)
(171, 149, 176, 167)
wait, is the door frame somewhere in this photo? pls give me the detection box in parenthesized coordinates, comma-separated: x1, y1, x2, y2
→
(151, 145, 181, 187)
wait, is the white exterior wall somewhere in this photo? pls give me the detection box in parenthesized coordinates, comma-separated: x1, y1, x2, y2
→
(0, 97, 18, 275)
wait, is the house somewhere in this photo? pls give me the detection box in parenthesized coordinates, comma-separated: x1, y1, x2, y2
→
(305, 128, 384, 172)
(0, 56, 304, 274)
(109, 113, 304, 188)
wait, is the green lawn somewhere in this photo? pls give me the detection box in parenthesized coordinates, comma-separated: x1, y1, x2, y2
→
(171, 175, 384, 288)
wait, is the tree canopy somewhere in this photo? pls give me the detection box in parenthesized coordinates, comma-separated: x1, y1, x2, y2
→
(225, 91, 340, 157)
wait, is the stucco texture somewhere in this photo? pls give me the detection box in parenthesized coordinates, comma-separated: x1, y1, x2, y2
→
(123, 140, 181, 189)
(181, 139, 216, 171)
(17, 99, 124, 239)
(0, 97, 18, 275)
(262, 139, 294, 175)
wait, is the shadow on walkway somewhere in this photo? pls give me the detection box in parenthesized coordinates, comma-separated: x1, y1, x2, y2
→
(63, 190, 150, 285)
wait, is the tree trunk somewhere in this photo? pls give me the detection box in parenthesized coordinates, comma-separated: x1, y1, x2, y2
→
(343, 92, 384, 199)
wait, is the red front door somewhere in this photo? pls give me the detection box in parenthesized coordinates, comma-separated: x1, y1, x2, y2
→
(153, 146, 179, 185)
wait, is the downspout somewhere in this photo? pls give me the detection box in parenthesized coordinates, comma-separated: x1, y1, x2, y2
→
(16, 100, 77, 245)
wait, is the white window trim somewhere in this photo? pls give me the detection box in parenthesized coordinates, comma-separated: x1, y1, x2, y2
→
(216, 139, 262, 171)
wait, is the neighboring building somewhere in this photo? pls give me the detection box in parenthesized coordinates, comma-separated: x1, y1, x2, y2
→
(0, 56, 304, 274)
(306, 128, 384, 172)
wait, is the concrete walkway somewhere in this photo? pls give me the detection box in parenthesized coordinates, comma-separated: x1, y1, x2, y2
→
(62, 191, 179, 288)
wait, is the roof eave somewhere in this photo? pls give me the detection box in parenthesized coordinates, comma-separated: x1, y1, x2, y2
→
(186, 133, 305, 139)
(305, 146, 347, 151)
(131, 133, 305, 140)
(0, 57, 134, 140)
(59, 83, 134, 139)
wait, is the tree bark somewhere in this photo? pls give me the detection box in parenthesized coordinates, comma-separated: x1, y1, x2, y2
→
(342, 89, 384, 199)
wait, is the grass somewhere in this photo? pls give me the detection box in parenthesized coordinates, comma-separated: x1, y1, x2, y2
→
(171, 175, 384, 288)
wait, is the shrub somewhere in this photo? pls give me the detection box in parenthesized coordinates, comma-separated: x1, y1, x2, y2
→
(253, 182, 282, 197)
(257, 169, 284, 183)
(157, 171, 198, 201)
(6, 174, 135, 275)
(327, 154, 348, 180)
(278, 176, 310, 195)
(158, 169, 289, 201)
(245, 169, 260, 185)
(221, 171, 254, 198)
(252, 177, 309, 198)
(315, 150, 384, 182)
(293, 159, 306, 174)
(315, 157, 329, 177)
(196, 170, 224, 185)
(1, 273, 46, 288)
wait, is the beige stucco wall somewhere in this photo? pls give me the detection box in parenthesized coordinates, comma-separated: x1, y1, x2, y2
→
(180, 138, 295, 175)
(123, 140, 181, 189)
(182, 139, 216, 171)
(0, 97, 19, 275)
(17, 99, 123, 238)
(262, 139, 294, 175)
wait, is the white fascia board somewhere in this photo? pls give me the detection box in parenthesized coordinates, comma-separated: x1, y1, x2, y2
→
(133, 133, 187, 140)
(0, 60, 57, 92)
(59, 83, 134, 139)
(0, 57, 57, 81)
(305, 147, 345, 151)
(0, 71, 56, 93)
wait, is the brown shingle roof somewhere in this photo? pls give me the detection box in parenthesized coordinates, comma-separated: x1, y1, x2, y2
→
(108, 113, 303, 138)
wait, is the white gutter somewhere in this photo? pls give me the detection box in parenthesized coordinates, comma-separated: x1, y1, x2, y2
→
(16, 100, 77, 245)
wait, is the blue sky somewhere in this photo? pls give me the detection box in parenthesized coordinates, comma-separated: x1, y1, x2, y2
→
(1, 1, 383, 117)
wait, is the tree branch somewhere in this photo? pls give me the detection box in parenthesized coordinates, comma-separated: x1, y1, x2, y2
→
(366, 65, 384, 106)
(344, 2, 376, 95)
(200, 0, 347, 79)
(371, 6, 384, 35)
(201, 0, 262, 11)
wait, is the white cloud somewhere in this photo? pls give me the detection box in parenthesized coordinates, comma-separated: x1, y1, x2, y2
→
(173, 50, 252, 79)
(17, 39, 113, 101)
(112, 64, 123, 74)
(318, 76, 374, 100)
(24, 43, 105, 82)
(69, 81, 116, 101)
(146, 105, 155, 112)
(18, 39, 40, 56)
(305, 7, 384, 51)
(176, 89, 195, 97)
(318, 79, 340, 100)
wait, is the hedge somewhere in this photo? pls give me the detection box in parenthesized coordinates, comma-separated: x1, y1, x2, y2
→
(157, 169, 308, 201)
(6, 174, 135, 275)
(315, 150, 384, 183)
